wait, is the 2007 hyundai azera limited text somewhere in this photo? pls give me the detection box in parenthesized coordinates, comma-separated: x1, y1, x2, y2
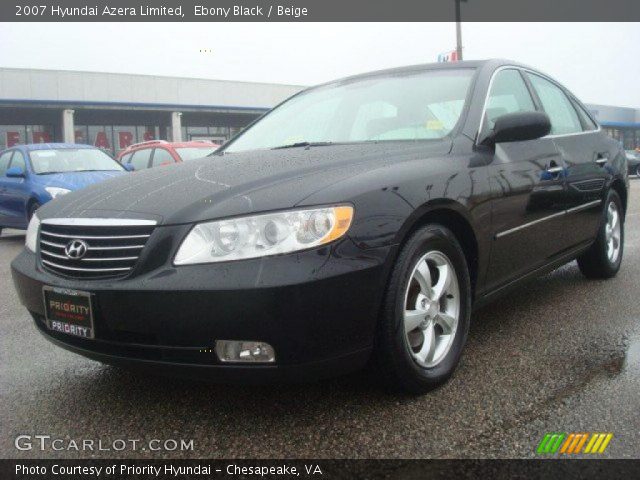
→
(11, 60, 628, 393)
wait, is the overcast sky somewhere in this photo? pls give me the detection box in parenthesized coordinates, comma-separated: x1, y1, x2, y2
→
(1, 22, 638, 107)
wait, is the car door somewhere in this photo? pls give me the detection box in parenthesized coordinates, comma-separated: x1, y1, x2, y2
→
(0, 150, 15, 227)
(3, 150, 31, 228)
(480, 68, 569, 290)
(525, 72, 608, 248)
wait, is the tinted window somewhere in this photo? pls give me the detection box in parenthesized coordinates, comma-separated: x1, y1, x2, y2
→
(9, 150, 26, 171)
(151, 148, 175, 167)
(225, 68, 476, 152)
(120, 153, 132, 164)
(527, 74, 582, 135)
(484, 69, 536, 133)
(130, 149, 152, 170)
(0, 151, 13, 175)
(572, 99, 598, 131)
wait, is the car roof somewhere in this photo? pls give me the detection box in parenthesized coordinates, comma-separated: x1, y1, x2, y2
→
(120, 141, 218, 152)
(6, 143, 98, 153)
(310, 59, 533, 89)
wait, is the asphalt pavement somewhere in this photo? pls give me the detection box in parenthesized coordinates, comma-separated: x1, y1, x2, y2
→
(1, 182, 639, 459)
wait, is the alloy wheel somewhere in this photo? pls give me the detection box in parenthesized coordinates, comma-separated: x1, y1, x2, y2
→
(403, 251, 460, 368)
(605, 201, 621, 263)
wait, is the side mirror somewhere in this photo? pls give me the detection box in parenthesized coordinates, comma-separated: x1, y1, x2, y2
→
(482, 111, 551, 146)
(6, 166, 25, 178)
(123, 163, 135, 172)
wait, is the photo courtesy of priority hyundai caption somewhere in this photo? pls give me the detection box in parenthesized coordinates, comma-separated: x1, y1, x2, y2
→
(11, 59, 628, 394)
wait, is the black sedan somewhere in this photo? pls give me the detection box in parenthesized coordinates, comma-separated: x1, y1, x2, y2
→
(11, 60, 628, 393)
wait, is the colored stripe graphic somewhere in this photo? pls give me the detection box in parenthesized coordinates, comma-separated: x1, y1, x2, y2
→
(537, 433, 565, 454)
(585, 433, 614, 454)
(539, 432, 613, 455)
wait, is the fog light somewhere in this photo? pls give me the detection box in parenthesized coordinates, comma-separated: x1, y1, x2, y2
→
(215, 340, 276, 363)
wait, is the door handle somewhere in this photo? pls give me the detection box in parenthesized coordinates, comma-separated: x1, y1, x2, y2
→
(595, 153, 609, 166)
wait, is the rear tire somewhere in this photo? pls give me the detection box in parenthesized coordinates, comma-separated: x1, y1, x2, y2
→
(374, 225, 471, 394)
(577, 190, 623, 279)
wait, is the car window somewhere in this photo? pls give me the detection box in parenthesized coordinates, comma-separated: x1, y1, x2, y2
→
(29, 149, 123, 174)
(130, 149, 152, 170)
(0, 151, 13, 175)
(120, 152, 132, 164)
(9, 150, 26, 172)
(527, 73, 582, 135)
(151, 148, 175, 167)
(225, 68, 476, 152)
(571, 99, 599, 131)
(483, 69, 536, 134)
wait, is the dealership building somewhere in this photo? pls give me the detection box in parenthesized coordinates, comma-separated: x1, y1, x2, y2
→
(1, 67, 639, 155)
(0, 67, 304, 155)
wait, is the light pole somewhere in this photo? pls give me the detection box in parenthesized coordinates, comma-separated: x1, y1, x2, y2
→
(455, 0, 466, 61)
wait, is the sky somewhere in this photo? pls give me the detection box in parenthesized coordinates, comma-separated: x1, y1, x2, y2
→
(1, 22, 638, 107)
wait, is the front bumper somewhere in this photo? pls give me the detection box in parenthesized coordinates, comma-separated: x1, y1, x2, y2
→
(11, 237, 391, 382)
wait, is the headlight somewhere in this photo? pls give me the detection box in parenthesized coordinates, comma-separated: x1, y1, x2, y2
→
(174, 205, 354, 265)
(25, 214, 40, 253)
(45, 187, 71, 199)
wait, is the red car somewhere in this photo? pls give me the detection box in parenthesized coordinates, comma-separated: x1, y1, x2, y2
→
(117, 140, 219, 170)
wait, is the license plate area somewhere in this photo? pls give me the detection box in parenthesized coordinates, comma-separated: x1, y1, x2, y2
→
(43, 287, 95, 339)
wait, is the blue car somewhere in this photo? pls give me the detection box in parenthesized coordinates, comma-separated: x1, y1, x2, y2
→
(0, 143, 128, 233)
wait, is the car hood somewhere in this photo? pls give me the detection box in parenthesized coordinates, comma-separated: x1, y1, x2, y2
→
(37, 141, 452, 225)
(36, 170, 126, 191)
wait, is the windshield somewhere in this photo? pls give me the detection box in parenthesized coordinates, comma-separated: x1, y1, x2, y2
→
(30, 149, 124, 174)
(225, 68, 475, 153)
(176, 147, 218, 161)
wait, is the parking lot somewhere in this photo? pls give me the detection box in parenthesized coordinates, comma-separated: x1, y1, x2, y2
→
(1, 181, 638, 459)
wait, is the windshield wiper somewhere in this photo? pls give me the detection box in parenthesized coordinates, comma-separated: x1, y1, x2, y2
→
(36, 171, 64, 175)
(271, 141, 334, 150)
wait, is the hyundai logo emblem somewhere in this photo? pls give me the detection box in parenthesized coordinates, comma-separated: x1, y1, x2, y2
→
(65, 239, 88, 260)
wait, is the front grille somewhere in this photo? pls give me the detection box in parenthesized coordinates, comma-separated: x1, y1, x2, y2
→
(39, 219, 156, 279)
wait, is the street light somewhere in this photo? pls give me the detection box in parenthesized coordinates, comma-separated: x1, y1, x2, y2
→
(455, 0, 468, 61)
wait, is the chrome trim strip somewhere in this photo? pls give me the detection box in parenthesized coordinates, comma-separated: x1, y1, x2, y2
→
(42, 218, 157, 226)
(41, 239, 145, 250)
(41, 259, 132, 273)
(495, 211, 566, 239)
(40, 239, 66, 249)
(496, 200, 602, 239)
(81, 256, 138, 262)
(42, 249, 138, 262)
(40, 231, 151, 240)
(566, 199, 601, 214)
(40, 250, 69, 260)
(86, 244, 146, 251)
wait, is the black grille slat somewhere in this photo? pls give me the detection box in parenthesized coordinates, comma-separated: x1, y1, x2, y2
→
(39, 221, 155, 279)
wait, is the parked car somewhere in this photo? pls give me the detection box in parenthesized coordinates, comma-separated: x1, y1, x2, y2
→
(117, 140, 219, 170)
(0, 143, 127, 234)
(625, 150, 640, 177)
(11, 60, 628, 393)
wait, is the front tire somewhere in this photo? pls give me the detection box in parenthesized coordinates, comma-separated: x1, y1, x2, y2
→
(577, 190, 624, 279)
(27, 202, 40, 221)
(375, 225, 471, 394)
